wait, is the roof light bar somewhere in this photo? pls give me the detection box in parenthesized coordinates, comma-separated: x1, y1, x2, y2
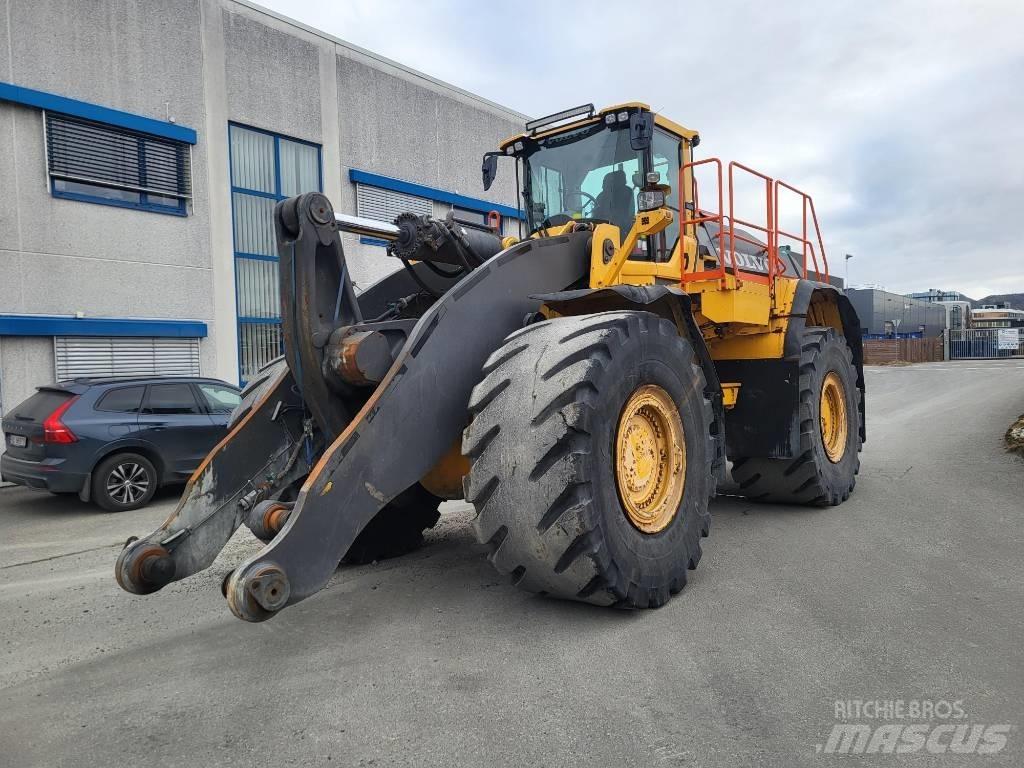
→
(525, 103, 595, 134)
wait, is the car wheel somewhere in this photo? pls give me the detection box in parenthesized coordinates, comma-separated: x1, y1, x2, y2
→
(93, 453, 158, 512)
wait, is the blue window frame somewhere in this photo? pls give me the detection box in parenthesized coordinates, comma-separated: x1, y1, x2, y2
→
(46, 112, 190, 216)
(228, 123, 322, 384)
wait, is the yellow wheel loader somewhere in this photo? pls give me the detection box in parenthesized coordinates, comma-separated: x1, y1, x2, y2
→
(116, 102, 864, 620)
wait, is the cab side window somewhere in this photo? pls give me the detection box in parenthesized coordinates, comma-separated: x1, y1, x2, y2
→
(651, 130, 682, 259)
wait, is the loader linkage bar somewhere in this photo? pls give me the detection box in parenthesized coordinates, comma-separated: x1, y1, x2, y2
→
(115, 362, 310, 595)
(116, 193, 590, 621)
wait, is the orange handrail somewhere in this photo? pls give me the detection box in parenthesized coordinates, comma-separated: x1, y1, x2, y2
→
(679, 158, 726, 281)
(774, 179, 829, 281)
(728, 161, 775, 285)
(677, 156, 829, 287)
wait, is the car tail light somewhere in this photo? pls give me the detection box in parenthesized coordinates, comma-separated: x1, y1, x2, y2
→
(42, 396, 79, 444)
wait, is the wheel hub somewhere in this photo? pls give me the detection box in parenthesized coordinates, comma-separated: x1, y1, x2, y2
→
(107, 462, 150, 505)
(615, 385, 686, 534)
(820, 371, 849, 463)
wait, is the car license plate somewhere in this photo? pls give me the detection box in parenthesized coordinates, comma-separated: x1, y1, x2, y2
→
(8, 434, 26, 448)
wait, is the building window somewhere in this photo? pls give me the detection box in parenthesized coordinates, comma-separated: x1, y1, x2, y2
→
(45, 113, 191, 215)
(54, 337, 200, 380)
(354, 189, 514, 246)
(355, 184, 433, 247)
(356, 183, 432, 222)
(229, 123, 321, 384)
(949, 305, 962, 330)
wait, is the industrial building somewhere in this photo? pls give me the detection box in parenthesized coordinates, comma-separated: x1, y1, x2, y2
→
(971, 304, 1024, 329)
(905, 289, 972, 304)
(0, 0, 526, 419)
(845, 288, 947, 338)
(905, 288, 972, 330)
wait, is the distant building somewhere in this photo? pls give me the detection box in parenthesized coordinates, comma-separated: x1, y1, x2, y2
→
(904, 288, 973, 330)
(971, 305, 1024, 329)
(846, 288, 947, 338)
(906, 288, 971, 304)
(941, 301, 972, 331)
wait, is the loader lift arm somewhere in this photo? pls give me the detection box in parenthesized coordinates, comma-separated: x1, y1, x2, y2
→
(117, 193, 591, 621)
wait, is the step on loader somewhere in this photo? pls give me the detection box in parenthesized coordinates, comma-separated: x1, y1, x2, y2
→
(116, 102, 864, 621)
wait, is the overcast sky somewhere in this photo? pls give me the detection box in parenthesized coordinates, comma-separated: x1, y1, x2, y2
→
(259, 0, 1023, 298)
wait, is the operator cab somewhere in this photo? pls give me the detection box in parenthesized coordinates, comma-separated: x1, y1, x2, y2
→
(484, 103, 698, 263)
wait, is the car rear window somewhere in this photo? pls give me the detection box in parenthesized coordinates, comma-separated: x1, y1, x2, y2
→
(96, 386, 145, 413)
(143, 383, 202, 415)
(8, 389, 74, 421)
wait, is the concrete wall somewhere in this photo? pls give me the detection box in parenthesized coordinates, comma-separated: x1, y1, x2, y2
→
(333, 50, 522, 287)
(198, 0, 526, 356)
(0, 0, 528, 415)
(0, 0, 219, 397)
(0, 337, 55, 417)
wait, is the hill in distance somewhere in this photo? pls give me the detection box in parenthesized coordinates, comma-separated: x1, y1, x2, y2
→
(974, 293, 1024, 309)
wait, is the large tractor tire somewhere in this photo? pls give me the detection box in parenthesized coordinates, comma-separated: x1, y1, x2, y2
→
(463, 311, 715, 609)
(731, 327, 862, 506)
(341, 484, 442, 564)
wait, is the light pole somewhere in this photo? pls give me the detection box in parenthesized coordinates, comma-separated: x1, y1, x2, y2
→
(845, 253, 854, 290)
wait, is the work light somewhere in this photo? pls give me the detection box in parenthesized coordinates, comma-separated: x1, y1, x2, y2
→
(637, 189, 666, 212)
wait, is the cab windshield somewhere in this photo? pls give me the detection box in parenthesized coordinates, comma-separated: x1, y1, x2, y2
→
(523, 122, 643, 235)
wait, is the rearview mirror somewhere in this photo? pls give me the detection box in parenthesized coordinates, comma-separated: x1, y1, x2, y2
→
(482, 153, 499, 191)
(629, 112, 654, 151)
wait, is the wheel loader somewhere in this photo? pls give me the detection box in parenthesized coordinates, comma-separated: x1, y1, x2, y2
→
(115, 102, 864, 621)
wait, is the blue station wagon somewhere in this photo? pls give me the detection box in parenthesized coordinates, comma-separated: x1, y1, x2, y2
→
(1, 377, 241, 511)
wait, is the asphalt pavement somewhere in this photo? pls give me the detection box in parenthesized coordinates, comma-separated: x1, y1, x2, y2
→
(1, 360, 1022, 767)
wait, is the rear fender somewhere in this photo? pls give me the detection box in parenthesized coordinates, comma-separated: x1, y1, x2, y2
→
(786, 282, 865, 443)
(717, 280, 865, 460)
(89, 439, 165, 483)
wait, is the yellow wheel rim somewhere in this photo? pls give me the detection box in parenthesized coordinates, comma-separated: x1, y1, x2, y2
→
(819, 371, 848, 463)
(615, 385, 686, 534)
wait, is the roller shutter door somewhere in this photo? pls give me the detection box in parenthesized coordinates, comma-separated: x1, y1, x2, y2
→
(355, 183, 432, 222)
(54, 337, 200, 380)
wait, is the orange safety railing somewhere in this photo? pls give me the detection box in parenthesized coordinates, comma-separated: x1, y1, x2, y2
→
(678, 158, 726, 282)
(678, 158, 829, 285)
(726, 161, 775, 286)
(773, 180, 829, 282)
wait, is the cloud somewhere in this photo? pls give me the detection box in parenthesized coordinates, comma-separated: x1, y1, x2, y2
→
(257, 0, 1024, 297)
